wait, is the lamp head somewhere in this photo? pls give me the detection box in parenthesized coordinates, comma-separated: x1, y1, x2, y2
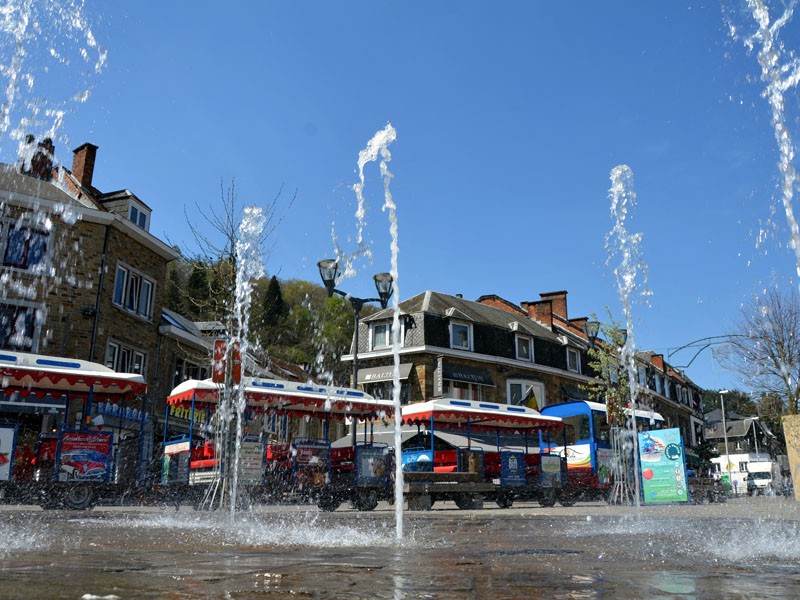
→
(373, 272, 394, 309)
(584, 320, 600, 345)
(317, 259, 339, 297)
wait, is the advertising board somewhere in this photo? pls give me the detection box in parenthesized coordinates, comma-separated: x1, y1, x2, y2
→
(638, 427, 689, 504)
(58, 431, 113, 482)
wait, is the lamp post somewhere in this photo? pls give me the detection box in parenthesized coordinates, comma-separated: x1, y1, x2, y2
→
(750, 416, 761, 459)
(584, 321, 631, 505)
(719, 389, 732, 490)
(317, 259, 393, 390)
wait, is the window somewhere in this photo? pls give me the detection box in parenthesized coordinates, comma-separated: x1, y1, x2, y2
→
(443, 379, 485, 401)
(515, 335, 532, 362)
(637, 365, 647, 386)
(113, 263, 155, 318)
(371, 322, 390, 349)
(450, 321, 472, 351)
(0, 303, 40, 351)
(106, 340, 147, 374)
(3, 225, 48, 272)
(566, 347, 581, 374)
(654, 374, 663, 395)
(507, 380, 545, 409)
(172, 357, 209, 388)
(129, 203, 149, 230)
(365, 381, 410, 405)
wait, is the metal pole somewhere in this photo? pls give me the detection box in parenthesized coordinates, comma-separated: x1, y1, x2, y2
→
(351, 303, 361, 446)
(752, 418, 760, 459)
(720, 391, 731, 488)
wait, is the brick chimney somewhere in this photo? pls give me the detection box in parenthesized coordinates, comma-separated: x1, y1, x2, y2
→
(521, 299, 553, 329)
(539, 291, 568, 319)
(569, 317, 588, 337)
(476, 295, 526, 316)
(72, 143, 98, 188)
(650, 354, 665, 372)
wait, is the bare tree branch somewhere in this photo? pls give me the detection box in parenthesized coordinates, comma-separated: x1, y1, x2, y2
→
(722, 287, 800, 414)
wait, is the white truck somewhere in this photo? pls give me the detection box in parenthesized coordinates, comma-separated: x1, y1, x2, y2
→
(746, 461, 774, 495)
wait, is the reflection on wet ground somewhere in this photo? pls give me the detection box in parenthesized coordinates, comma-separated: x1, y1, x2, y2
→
(1, 498, 800, 599)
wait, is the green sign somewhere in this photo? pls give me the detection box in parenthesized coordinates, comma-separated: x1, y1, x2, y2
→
(638, 427, 689, 504)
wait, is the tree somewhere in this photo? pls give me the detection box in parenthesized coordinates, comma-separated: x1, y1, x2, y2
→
(163, 262, 186, 314)
(257, 275, 287, 342)
(701, 389, 756, 417)
(722, 287, 800, 414)
(175, 178, 294, 330)
(583, 315, 630, 425)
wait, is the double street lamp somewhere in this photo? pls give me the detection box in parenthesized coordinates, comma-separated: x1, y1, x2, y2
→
(317, 259, 394, 389)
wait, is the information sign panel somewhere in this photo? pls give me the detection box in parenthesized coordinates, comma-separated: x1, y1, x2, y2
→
(638, 427, 689, 503)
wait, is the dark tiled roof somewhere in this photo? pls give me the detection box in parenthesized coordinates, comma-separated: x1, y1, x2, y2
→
(365, 290, 561, 342)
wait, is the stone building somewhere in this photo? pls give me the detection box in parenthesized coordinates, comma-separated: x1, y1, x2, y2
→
(349, 288, 707, 452)
(0, 139, 215, 441)
(352, 290, 593, 409)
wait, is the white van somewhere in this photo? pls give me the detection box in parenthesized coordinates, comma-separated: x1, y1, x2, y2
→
(746, 461, 774, 495)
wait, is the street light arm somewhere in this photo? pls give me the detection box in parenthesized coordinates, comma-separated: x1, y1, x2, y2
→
(667, 334, 749, 368)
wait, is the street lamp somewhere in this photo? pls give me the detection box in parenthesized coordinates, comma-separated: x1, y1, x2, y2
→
(719, 389, 732, 491)
(317, 259, 393, 389)
(750, 416, 761, 459)
(584, 320, 601, 347)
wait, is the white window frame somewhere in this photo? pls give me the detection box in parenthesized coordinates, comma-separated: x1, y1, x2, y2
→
(450, 321, 472, 351)
(105, 339, 147, 375)
(112, 262, 155, 319)
(129, 201, 150, 231)
(507, 379, 546, 409)
(566, 347, 581, 374)
(515, 335, 533, 362)
(370, 321, 390, 350)
(637, 365, 647, 387)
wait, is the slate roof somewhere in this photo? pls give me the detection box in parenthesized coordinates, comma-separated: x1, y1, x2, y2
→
(363, 290, 561, 342)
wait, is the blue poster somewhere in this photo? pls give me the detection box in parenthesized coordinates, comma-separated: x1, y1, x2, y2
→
(638, 427, 689, 504)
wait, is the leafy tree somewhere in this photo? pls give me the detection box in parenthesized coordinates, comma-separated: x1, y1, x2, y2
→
(721, 287, 800, 414)
(701, 389, 756, 417)
(257, 275, 287, 342)
(163, 262, 186, 314)
(583, 315, 630, 425)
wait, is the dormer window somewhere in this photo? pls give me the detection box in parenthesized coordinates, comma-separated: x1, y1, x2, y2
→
(450, 321, 472, 351)
(129, 202, 150, 231)
(566, 347, 581, 374)
(515, 335, 533, 362)
(371, 321, 390, 350)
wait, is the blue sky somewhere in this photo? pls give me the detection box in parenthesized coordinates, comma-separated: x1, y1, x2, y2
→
(6, 2, 800, 393)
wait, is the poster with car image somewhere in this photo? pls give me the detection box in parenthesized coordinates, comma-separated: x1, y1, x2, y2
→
(638, 427, 689, 504)
(58, 431, 112, 482)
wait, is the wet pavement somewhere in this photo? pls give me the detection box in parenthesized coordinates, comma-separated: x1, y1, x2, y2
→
(1, 496, 799, 599)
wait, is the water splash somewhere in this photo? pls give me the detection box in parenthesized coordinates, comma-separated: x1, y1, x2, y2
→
(229, 206, 266, 515)
(0, 0, 106, 160)
(727, 2, 800, 277)
(348, 123, 403, 540)
(606, 165, 651, 507)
